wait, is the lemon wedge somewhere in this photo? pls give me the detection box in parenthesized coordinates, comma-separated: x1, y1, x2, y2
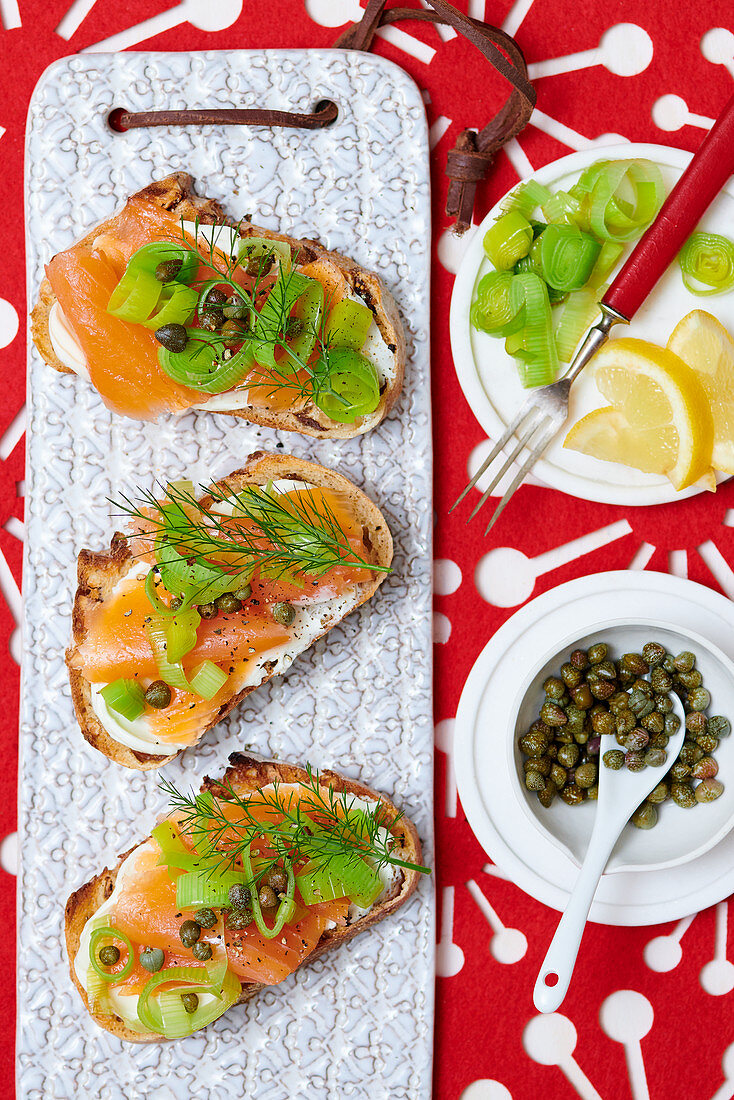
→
(667, 309, 734, 475)
(564, 337, 714, 491)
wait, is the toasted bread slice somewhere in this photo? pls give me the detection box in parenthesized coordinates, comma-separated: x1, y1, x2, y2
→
(66, 452, 393, 770)
(64, 753, 423, 1043)
(31, 172, 405, 438)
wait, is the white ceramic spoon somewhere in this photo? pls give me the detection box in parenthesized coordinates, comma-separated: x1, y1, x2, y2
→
(533, 688, 687, 1012)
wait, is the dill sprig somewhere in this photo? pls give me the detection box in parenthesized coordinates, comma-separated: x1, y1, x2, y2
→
(176, 217, 347, 408)
(111, 479, 389, 584)
(159, 765, 430, 881)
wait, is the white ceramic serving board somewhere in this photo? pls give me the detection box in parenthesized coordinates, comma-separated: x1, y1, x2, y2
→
(19, 50, 432, 1100)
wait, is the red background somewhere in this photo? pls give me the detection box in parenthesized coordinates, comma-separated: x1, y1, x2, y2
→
(1, 2, 733, 1096)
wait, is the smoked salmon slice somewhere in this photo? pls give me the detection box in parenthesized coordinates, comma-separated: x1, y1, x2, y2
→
(73, 571, 290, 683)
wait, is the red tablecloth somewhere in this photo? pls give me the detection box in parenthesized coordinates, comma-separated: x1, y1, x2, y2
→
(2, 2, 734, 1097)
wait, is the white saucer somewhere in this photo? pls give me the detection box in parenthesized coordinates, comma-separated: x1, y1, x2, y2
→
(454, 570, 734, 925)
(449, 143, 734, 507)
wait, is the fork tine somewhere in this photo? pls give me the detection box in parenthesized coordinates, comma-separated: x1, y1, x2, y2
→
(484, 421, 558, 534)
(467, 415, 550, 521)
(449, 399, 539, 513)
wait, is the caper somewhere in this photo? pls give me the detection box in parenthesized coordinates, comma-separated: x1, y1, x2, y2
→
(649, 732, 669, 750)
(524, 756, 552, 777)
(223, 299, 250, 321)
(192, 941, 213, 961)
(273, 601, 296, 627)
(587, 643, 607, 664)
(140, 947, 165, 973)
(678, 669, 703, 690)
(603, 749, 625, 770)
(633, 678, 655, 698)
(258, 885, 278, 910)
(559, 783, 585, 805)
(564, 704, 585, 727)
(631, 803, 658, 829)
(206, 287, 228, 306)
(687, 687, 711, 711)
(664, 713, 681, 736)
(575, 762, 597, 789)
(595, 660, 617, 681)
(287, 317, 305, 340)
(673, 651, 695, 673)
(625, 751, 645, 772)
(622, 653, 649, 676)
(198, 602, 217, 619)
(98, 945, 120, 967)
(226, 908, 252, 930)
(691, 756, 718, 780)
(215, 592, 242, 613)
(586, 785, 599, 801)
(609, 691, 630, 714)
(543, 676, 566, 700)
(662, 654, 676, 672)
(679, 740, 704, 766)
(234, 585, 252, 602)
(557, 743, 579, 769)
(550, 764, 567, 789)
(525, 770, 545, 792)
(587, 735, 601, 756)
(650, 668, 673, 693)
(200, 309, 223, 332)
(519, 732, 548, 758)
(570, 683, 593, 709)
(708, 716, 731, 738)
(265, 867, 289, 893)
(697, 733, 719, 754)
(655, 694, 673, 714)
(155, 257, 184, 282)
(221, 319, 246, 343)
(615, 710, 636, 735)
(591, 711, 615, 736)
(570, 649, 589, 670)
(182, 993, 199, 1015)
(641, 711, 664, 735)
(625, 729, 650, 752)
(145, 680, 172, 709)
(246, 254, 274, 276)
(695, 778, 724, 803)
(228, 883, 252, 909)
(154, 322, 188, 353)
(647, 781, 670, 804)
(686, 711, 707, 736)
(642, 642, 666, 667)
(179, 920, 201, 948)
(555, 729, 574, 744)
(170, 597, 183, 611)
(670, 760, 691, 781)
(540, 701, 567, 727)
(560, 663, 582, 688)
(193, 908, 217, 929)
(644, 747, 667, 768)
(538, 781, 556, 808)
(589, 679, 615, 700)
(671, 781, 696, 808)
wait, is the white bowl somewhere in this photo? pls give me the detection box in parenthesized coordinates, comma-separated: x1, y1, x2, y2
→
(448, 142, 734, 506)
(510, 619, 734, 872)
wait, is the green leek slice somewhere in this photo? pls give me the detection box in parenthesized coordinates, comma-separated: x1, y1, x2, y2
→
(483, 211, 534, 270)
(136, 962, 240, 1038)
(188, 660, 228, 701)
(99, 679, 145, 721)
(470, 271, 524, 335)
(252, 272, 313, 367)
(237, 236, 292, 276)
(311, 348, 380, 423)
(325, 298, 373, 350)
(158, 332, 256, 394)
(678, 231, 734, 296)
(536, 224, 601, 293)
(89, 925, 135, 983)
(165, 608, 201, 665)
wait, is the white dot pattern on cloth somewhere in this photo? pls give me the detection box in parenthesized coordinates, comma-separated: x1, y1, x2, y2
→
(433, 611, 452, 644)
(304, 0, 363, 28)
(460, 1081, 513, 1100)
(434, 558, 462, 595)
(0, 831, 17, 875)
(0, 299, 19, 351)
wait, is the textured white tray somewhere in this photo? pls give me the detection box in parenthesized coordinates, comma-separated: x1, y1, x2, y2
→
(19, 50, 433, 1100)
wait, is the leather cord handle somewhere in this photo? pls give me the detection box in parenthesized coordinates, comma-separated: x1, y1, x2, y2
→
(336, 0, 536, 232)
(108, 99, 339, 133)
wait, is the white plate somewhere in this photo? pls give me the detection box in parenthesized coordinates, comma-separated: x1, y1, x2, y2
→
(20, 51, 433, 1100)
(454, 571, 734, 925)
(449, 143, 734, 506)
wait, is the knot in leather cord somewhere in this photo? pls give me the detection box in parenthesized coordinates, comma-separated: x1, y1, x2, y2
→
(336, 0, 536, 233)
